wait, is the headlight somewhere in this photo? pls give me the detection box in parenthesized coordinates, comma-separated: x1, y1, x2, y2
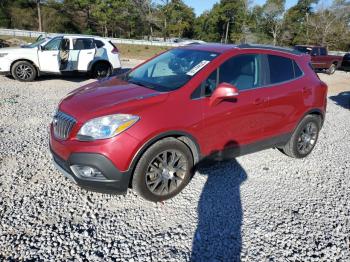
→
(77, 114, 139, 140)
(0, 53, 8, 58)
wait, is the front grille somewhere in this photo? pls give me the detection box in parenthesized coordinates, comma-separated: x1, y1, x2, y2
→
(53, 111, 76, 140)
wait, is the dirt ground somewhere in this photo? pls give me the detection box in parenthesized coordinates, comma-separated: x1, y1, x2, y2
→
(318, 71, 350, 94)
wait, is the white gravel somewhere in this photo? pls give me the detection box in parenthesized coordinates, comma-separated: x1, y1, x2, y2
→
(0, 72, 349, 261)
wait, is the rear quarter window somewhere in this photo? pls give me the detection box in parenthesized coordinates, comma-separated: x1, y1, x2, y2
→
(94, 40, 105, 48)
(293, 61, 303, 78)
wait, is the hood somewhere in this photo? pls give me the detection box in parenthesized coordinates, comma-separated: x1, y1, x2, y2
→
(59, 77, 168, 122)
(0, 47, 37, 53)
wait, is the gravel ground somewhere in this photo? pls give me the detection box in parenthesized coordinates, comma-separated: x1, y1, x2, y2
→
(0, 70, 349, 261)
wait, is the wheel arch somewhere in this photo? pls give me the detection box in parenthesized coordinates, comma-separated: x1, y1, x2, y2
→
(88, 59, 113, 73)
(127, 131, 201, 187)
(295, 109, 325, 131)
(10, 59, 39, 75)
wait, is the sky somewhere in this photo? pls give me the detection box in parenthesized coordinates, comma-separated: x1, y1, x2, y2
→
(183, 0, 332, 16)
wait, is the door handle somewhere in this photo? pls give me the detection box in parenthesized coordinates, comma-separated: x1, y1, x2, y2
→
(52, 54, 57, 56)
(87, 52, 93, 54)
(254, 98, 268, 105)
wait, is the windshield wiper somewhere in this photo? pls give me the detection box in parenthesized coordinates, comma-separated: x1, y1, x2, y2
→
(128, 79, 154, 89)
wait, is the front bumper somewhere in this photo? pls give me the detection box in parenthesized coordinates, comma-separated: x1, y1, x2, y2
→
(51, 150, 131, 194)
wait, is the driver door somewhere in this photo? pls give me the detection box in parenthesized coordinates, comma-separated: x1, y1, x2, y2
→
(38, 37, 62, 73)
(199, 54, 268, 157)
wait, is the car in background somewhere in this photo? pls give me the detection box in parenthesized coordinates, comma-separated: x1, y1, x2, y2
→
(0, 39, 9, 48)
(0, 35, 121, 81)
(340, 53, 350, 71)
(50, 44, 328, 202)
(294, 45, 343, 74)
(173, 38, 206, 46)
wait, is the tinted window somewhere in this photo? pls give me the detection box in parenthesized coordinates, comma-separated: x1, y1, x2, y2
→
(43, 38, 62, 51)
(293, 61, 303, 78)
(319, 48, 327, 56)
(94, 40, 104, 48)
(73, 38, 94, 50)
(311, 48, 319, 56)
(204, 70, 218, 96)
(294, 46, 312, 54)
(219, 54, 261, 91)
(267, 55, 294, 84)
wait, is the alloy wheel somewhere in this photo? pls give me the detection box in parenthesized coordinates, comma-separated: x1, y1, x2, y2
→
(15, 64, 33, 80)
(297, 122, 318, 155)
(145, 150, 188, 196)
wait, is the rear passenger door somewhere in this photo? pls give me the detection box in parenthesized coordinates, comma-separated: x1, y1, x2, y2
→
(73, 38, 96, 71)
(261, 54, 304, 140)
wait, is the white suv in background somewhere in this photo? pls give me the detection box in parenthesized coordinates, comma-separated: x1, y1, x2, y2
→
(0, 35, 121, 81)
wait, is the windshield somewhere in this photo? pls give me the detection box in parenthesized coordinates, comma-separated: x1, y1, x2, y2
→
(24, 38, 50, 48)
(126, 49, 219, 91)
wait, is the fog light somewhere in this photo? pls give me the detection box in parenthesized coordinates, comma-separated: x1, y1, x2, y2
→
(70, 165, 105, 181)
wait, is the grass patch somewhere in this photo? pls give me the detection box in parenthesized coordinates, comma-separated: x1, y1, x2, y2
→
(0, 35, 36, 43)
(0, 35, 171, 60)
(116, 44, 171, 60)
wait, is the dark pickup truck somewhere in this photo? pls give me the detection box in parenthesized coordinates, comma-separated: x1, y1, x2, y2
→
(294, 45, 343, 74)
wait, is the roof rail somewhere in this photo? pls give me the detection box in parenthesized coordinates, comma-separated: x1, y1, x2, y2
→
(238, 43, 303, 55)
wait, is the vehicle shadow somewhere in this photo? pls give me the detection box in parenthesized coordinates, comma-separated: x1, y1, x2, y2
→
(191, 141, 247, 262)
(329, 91, 350, 109)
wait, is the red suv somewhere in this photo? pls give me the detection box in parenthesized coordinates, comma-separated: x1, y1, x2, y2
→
(50, 44, 328, 202)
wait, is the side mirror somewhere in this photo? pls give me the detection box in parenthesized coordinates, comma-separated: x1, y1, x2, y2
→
(209, 82, 239, 106)
(38, 45, 43, 51)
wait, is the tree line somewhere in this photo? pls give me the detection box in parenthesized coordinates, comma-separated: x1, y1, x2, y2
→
(0, 0, 349, 50)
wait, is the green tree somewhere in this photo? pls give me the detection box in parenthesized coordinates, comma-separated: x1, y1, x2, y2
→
(281, 0, 319, 46)
(159, 0, 195, 39)
(261, 0, 285, 46)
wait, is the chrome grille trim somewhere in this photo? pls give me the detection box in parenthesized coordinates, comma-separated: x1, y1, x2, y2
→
(53, 111, 76, 140)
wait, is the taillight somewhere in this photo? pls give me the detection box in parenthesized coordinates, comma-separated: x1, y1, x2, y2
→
(111, 47, 119, 54)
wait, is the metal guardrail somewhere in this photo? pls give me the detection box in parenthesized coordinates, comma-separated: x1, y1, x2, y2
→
(0, 28, 179, 47)
(0, 28, 348, 52)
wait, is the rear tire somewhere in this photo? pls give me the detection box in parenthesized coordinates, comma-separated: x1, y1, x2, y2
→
(327, 63, 336, 75)
(11, 61, 37, 82)
(91, 62, 111, 79)
(132, 138, 194, 202)
(279, 115, 321, 158)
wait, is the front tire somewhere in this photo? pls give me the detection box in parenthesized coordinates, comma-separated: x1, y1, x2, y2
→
(11, 61, 37, 82)
(279, 115, 321, 158)
(132, 138, 194, 202)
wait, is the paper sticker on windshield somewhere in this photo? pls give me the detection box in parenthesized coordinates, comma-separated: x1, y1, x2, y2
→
(186, 60, 210, 76)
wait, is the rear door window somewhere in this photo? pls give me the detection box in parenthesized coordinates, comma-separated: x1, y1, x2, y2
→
(73, 38, 94, 50)
(267, 55, 294, 84)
